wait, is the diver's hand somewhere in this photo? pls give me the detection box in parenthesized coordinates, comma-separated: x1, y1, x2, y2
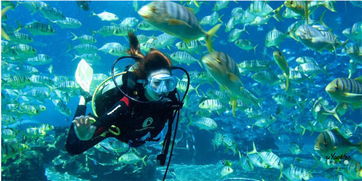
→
(73, 116, 96, 141)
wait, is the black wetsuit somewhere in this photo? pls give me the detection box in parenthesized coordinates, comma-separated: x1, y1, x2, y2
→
(65, 72, 180, 156)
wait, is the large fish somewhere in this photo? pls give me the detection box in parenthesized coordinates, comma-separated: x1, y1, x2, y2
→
(325, 77, 362, 108)
(201, 51, 260, 116)
(138, 1, 221, 52)
(314, 129, 362, 156)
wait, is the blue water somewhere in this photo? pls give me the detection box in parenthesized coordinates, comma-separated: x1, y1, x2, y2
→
(2, 1, 362, 181)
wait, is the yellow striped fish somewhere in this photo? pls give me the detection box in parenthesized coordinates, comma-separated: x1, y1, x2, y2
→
(201, 51, 260, 116)
(138, 1, 221, 52)
(325, 76, 362, 108)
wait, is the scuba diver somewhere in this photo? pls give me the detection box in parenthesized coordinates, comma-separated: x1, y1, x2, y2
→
(65, 33, 189, 171)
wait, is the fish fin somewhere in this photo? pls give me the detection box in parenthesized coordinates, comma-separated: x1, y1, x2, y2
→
(323, 1, 336, 12)
(343, 92, 362, 98)
(300, 125, 306, 135)
(218, 14, 224, 23)
(304, 1, 310, 24)
(284, 74, 290, 91)
(168, 19, 191, 28)
(247, 142, 258, 155)
(230, 99, 237, 117)
(351, 102, 362, 109)
(253, 44, 258, 54)
(358, 142, 362, 153)
(354, 76, 362, 83)
(318, 10, 329, 29)
(142, 155, 147, 166)
(228, 72, 240, 82)
(205, 24, 222, 52)
(1, 6, 13, 17)
(272, 4, 284, 22)
(192, 0, 200, 8)
(1, 28, 11, 41)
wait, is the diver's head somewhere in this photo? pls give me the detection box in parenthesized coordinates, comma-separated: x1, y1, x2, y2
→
(142, 49, 176, 101)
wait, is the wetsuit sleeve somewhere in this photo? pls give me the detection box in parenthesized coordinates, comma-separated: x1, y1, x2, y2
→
(65, 97, 130, 155)
(92, 96, 130, 129)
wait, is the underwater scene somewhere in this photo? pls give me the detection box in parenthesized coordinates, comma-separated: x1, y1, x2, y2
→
(1, 0, 362, 181)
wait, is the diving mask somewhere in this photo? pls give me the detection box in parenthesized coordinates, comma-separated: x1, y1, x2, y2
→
(147, 73, 177, 95)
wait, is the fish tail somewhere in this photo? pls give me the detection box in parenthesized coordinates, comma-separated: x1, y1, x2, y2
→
(329, 104, 343, 124)
(230, 99, 237, 117)
(205, 24, 222, 52)
(285, 74, 290, 91)
(194, 84, 201, 96)
(70, 32, 78, 41)
(247, 142, 257, 155)
(272, 3, 284, 22)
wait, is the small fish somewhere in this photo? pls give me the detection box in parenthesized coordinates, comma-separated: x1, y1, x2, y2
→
(39, 6, 65, 21)
(342, 21, 362, 42)
(252, 71, 279, 86)
(73, 44, 98, 54)
(138, 1, 221, 52)
(118, 152, 147, 166)
(220, 166, 233, 177)
(265, 28, 287, 48)
(7, 32, 33, 44)
(314, 129, 362, 156)
(247, 142, 283, 170)
(170, 51, 200, 66)
(234, 39, 257, 51)
(213, 0, 229, 11)
(52, 99, 71, 116)
(27, 54, 52, 66)
(71, 33, 96, 44)
(199, 99, 223, 112)
(325, 77, 362, 108)
(137, 21, 157, 31)
(25, 21, 56, 35)
(52, 17, 82, 29)
(98, 42, 127, 57)
(92, 11, 119, 21)
(228, 29, 245, 42)
(238, 59, 270, 73)
(175, 39, 205, 53)
(120, 17, 139, 28)
(190, 117, 218, 131)
(248, 1, 274, 17)
(273, 50, 290, 91)
(11, 44, 37, 58)
(283, 164, 312, 181)
(200, 12, 222, 26)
